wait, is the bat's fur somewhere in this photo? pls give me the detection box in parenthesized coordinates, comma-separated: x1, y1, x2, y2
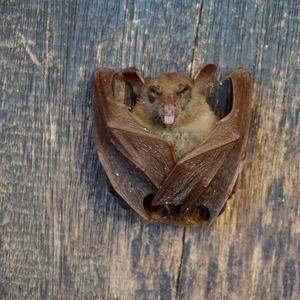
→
(131, 72, 219, 160)
(143, 198, 207, 227)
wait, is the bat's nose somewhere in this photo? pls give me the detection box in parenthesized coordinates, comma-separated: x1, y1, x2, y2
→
(162, 103, 176, 124)
(163, 103, 176, 115)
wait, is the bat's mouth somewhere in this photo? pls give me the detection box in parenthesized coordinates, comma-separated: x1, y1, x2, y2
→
(162, 102, 177, 124)
(164, 114, 176, 124)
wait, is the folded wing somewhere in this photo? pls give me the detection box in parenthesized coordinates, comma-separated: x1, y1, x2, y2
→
(92, 68, 176, 218)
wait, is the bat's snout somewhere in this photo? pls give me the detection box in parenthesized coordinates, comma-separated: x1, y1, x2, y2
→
(162, 103, 176, 124)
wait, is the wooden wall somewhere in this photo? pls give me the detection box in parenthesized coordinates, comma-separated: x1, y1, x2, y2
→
(1, 0, 299, 299)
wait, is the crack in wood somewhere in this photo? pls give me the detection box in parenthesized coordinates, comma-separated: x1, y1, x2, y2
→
(176, 228, 186, 300)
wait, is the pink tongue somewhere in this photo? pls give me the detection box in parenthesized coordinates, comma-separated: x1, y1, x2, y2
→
(164, 115, 175, 124)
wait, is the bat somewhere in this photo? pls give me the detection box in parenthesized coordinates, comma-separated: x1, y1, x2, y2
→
(92, 65, 251, 229)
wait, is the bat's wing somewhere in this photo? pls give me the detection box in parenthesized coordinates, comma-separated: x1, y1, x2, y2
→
(92, 68, 176, 218)
(151, 68, 251, 228)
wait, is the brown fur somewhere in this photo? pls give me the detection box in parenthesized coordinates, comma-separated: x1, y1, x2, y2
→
(131, 72, 219, 160)
(144, 205, 207, 227)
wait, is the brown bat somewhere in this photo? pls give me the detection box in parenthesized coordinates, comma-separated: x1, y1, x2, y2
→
(92, 65, 251, 229)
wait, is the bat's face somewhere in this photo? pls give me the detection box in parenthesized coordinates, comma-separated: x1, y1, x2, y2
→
(141, 72, 195, 125)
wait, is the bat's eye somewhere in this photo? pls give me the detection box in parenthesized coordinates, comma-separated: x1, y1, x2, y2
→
(179, 86, 190, 94)
(148, 96, 156, 103)
(148, 87, 160, 103)
(149, 88, 160, 95)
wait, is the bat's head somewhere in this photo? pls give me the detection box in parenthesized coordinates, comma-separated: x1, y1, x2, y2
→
(141, 72, 195, 125)
(126, 64, 216, 126)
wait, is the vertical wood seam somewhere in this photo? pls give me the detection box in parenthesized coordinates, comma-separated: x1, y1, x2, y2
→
(190, 0, 203, 77)
(176, 229, 186, 300)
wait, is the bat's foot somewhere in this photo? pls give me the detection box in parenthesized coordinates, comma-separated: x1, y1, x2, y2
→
(116, 195, 132, 210)
(103, 172, 115, 195)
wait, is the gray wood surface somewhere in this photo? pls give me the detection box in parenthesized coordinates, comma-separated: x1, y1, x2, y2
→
(1, 0, 299, 299)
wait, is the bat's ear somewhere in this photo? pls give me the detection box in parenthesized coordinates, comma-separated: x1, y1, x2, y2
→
(193, 64, 217, 94)
(122, 70, 145, 96)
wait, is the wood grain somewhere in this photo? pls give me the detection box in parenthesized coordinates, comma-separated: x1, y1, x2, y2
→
(0, 0, 299, 299)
